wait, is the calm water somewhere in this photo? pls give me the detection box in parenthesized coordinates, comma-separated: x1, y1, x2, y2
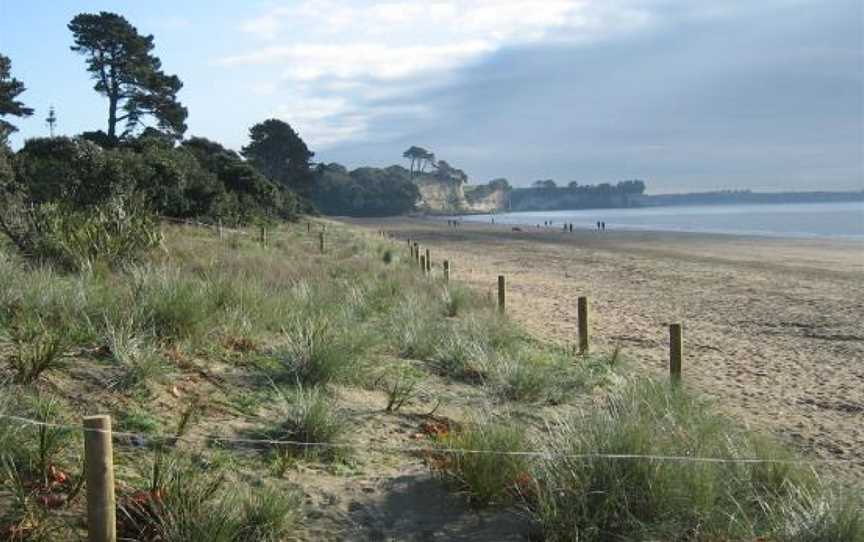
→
(455, 201, 864, 239)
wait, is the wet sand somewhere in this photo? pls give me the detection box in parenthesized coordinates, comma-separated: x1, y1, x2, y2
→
(348, 217, 864, 479)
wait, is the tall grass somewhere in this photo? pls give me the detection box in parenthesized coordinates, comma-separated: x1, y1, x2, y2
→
(528, 379, 863, 541)
(434, 417, 530, 506)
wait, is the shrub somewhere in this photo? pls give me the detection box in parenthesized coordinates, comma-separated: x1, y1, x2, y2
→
(3, 319, 67, 384)
(433, 418, 530, 506)
(0, 194, 160, 271)
(378, 363, 424, 412)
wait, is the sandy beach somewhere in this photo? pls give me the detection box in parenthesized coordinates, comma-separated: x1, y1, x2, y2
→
(348, 217, 864, 479)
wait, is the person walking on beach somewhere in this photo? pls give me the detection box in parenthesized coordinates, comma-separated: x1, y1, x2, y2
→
(601, 221, 606, 231)
(596, 220, 601, 231)
(569, 223, 573, 233)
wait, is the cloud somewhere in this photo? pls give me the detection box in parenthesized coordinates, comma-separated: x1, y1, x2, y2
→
(221, 0, 660, 147)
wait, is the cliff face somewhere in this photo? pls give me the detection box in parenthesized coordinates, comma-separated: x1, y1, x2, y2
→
(413, 175, 507, 214)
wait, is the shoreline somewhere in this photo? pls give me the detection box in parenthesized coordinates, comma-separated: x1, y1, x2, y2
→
(345, 216, 864, 480)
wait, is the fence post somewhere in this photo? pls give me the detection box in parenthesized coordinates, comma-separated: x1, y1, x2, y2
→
(669, 324, 683, 384)
(307, 222, 311, 233)
(319, 232, 325, 254)
(443, 260, 450, 282)
(498, 275, 506, 312)
(259, 225, 266, 247)
(84, 415, 116, 542)
(217, 219, 223, 241)
(425, 248, 431, 273)
(414, 243, 420, 263)
(578, 296, 589, 353)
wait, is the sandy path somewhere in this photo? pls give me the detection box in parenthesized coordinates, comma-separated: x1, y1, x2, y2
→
(350, 218, 864, 481)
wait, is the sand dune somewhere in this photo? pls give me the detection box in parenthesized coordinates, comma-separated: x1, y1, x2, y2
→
(350, 217, 864, 480)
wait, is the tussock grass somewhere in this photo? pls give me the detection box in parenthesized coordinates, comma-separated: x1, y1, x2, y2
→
(270, 386, 349, 464)
(434, 417, 531, 506)
(528, 379, 863, 542)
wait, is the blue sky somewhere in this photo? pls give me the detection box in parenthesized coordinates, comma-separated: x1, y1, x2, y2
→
(1, 0, 862, 192)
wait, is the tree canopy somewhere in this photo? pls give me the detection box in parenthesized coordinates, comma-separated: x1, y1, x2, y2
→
(241, 119, 314, 195)
(312, 163, 419, 216)
(402, 146, 436, 176)
(0, 53, 33, 143)
(68, 12, 187, 141)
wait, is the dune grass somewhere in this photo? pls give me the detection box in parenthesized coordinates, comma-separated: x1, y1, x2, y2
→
(0, 221, 859, 541)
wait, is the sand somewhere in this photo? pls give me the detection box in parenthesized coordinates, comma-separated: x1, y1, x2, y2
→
(348, 217, 864, 480)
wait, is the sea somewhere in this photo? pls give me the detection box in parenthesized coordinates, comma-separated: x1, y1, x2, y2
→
(452, 201, 864, 240)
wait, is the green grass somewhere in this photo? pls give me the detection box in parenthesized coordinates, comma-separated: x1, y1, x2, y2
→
(527, 379, 863, 542)
(1, 222, 859, 541)
(434, 417, 531, 506)
(269, 386, 350, 465)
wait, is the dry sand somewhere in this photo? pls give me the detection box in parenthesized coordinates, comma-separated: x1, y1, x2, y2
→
(348, 217, 864, 480)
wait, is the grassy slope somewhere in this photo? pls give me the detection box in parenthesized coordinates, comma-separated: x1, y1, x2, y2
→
(0, 221, 860, 541)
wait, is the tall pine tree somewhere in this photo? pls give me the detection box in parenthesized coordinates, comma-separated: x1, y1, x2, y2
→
(69, 12, 187, 140)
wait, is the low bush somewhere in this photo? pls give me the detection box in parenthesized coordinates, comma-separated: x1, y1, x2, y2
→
(0, 194, 160, 272)
(3, 319, 67, 384)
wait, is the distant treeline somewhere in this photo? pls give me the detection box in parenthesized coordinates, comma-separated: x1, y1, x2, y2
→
(508, 180, 646, 211)
(635, 189, 864, 207)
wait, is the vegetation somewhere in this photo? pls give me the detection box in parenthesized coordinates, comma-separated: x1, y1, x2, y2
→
(0, 221, 859, 540)
(526, 379, 863, 541)
(68, 12, 187, 140)
(242, 119, 315, 196)
(0, 54, 33, 143)
(311, 163, 420, 217)
(509, 179, 647, 211)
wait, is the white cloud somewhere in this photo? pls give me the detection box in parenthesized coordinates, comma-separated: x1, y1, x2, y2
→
(223, 0, 659, 147)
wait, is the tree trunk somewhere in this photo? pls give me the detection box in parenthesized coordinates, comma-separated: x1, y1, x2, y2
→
(107, 93, 118, 139)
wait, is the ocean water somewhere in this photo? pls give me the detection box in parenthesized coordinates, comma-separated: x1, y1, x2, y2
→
(454, 201, 864, 239)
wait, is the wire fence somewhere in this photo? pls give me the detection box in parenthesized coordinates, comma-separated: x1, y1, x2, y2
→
(1, 414, 859, 466)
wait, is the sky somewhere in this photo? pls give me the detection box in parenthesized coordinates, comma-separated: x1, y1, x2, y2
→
(1, 0, 862, 193)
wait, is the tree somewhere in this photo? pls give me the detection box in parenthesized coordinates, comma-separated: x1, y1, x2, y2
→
(0, 53, 33, 143)
(402, 146, 436, 176)
(433, 160, 468, 183)
(68, 12, 187, 140)
(241, 119, 314, 194)
(532, 179, 557, 190)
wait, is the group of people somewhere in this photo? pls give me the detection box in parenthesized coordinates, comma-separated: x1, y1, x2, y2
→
(446, 219, 462, 227)
(530, 220, 607, 232)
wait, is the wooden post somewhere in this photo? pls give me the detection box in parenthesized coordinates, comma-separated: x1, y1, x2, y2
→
(319, 232, 325, 254)
(420, 254, 427, 274)
(669, 324, 683, 384)
(414, 243, 419, 263)
(259, 225, 266, 246)
(217, 219, 223, 241)
(578, 296, 589, 354)
(307, 222, 311, 233)
(84, 415, 116, 542)
(443, 260, 450, 282)
(425, 248, 431, 273)
(498, 275, 506, 312)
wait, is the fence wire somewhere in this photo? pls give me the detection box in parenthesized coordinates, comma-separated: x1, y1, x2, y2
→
(1, 414, 859, 466)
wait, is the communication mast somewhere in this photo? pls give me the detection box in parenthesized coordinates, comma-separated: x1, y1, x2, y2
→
(46, 106, 57, 136)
